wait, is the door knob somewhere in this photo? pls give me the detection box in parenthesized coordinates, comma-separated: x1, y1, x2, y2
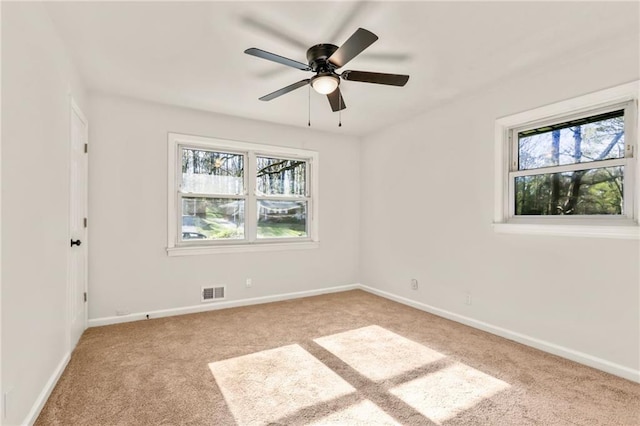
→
(70, 239, 82, 247)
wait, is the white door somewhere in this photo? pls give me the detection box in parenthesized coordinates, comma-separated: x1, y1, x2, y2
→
(69, 99, 88, 349)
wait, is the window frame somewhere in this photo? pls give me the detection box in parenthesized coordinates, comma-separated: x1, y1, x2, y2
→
(179, 145, 248, 244)
(494, 81, 640, 239)
(253, 153, 312, 243)
(167, 133, 319, 255)
(508, 102, 633, 220)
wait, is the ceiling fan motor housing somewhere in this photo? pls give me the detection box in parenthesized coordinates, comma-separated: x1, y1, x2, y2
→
(306, 44, 339, 73)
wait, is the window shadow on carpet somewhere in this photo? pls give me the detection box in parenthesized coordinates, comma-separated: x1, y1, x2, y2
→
(208, 325, 510, 425)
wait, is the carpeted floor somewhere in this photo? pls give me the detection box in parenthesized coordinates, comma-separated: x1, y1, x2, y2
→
(36, 290, 639, 425)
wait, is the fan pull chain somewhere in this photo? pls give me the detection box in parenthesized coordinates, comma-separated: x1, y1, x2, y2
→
(308, 85, 311, 127)
(338, 89, 342, 127)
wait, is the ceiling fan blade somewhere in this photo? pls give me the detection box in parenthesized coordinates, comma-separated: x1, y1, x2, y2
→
(327, 87, 347, 112)
(241, 16, 309, 50)
(245, 48, 310, 71)
(341, 70, 409, 86)
(328, 28, 378, 68)
(259, 79, 310, 101)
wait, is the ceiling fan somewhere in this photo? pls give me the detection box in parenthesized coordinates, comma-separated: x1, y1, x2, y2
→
(244, 28, 410, 112)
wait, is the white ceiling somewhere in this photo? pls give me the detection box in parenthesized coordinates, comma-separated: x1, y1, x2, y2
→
(45, 1, 639, 136)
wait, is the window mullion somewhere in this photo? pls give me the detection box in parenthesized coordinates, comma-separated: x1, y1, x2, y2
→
(175, 146, 184, 245)
(246, 151, 257, 242)
(307, 157, 313, 225)
(177, 193, 184, 245)
(510, 158, 627, 178)
(256, 195, 310, 201)
(178, 192, 245, 199)
(508, 129, 517, 218)
(624, 100, 637, 220)
(510, 129, 518, 171)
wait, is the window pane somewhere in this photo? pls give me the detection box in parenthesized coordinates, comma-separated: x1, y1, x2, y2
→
(515, 166, 623, 215)
(257, 200, 307, 238)
(256, 156, 306, 196)
(182, 148, 244, 195)
(182, 197, 244, 240)
(518, 110, 624, 171)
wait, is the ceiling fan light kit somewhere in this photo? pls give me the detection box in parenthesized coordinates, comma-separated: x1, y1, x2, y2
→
(244, 27, 410, 123)
(310, 74, 339, 95)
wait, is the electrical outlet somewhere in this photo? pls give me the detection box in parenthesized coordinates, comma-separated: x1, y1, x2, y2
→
(466, 294, 472, 305)
(410, 278, 418, 290)
(246, 278, 252, 288)
(115, 309, 130, 316)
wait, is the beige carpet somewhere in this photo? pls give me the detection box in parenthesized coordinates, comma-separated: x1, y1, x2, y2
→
(36, 290, 639, 425)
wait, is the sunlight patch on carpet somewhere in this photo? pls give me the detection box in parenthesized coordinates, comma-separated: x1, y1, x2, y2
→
(314, 325, 445, 381)
(389, 362, 510, 424)
(306, 399, 401, 425)
(209, 344, 355, 426)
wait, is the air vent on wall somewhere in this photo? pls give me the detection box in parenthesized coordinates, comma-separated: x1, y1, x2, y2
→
(202, 286, 226, 302)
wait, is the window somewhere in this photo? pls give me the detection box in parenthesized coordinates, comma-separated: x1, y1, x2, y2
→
(513, 107, 630, 216)
(494, 82, 639, 238)
(168, 134, 319, 255)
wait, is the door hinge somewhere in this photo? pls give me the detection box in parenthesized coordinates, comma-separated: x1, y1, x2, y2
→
(84, 143, 88, 153)
(84, 217, 88, 228)
(83, 292, 87, 302)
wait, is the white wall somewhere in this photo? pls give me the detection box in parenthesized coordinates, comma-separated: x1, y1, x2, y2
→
(1, 2, 87, 424)
(87, 94, 360, 320)
(360, 37, 640, 374)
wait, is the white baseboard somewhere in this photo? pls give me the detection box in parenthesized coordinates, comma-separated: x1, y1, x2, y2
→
(22, 352, 71, 426)
(88, 284, 360, 327)
(359, 284, 640, 383)
(87, 282, 639, 383)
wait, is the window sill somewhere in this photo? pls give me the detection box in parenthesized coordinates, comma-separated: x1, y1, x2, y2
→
(166, 241, 320, 256)
(492, 223, 640, 239)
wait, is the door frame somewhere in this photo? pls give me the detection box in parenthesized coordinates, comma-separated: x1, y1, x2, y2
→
(68, 96, 88, 351)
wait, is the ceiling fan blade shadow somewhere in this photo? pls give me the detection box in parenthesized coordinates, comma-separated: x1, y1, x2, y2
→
(259, 79, 310, 101)
(328, 28, 378, 69)
(241, 15, 309, 50)
(255, 67, 287, 79)
(359, 52, 411, 62)
(245, 48, 310, 71)
(326, 1, 371, 43)
(327, 87, 347, 112)
(341, 70, 409, 86)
